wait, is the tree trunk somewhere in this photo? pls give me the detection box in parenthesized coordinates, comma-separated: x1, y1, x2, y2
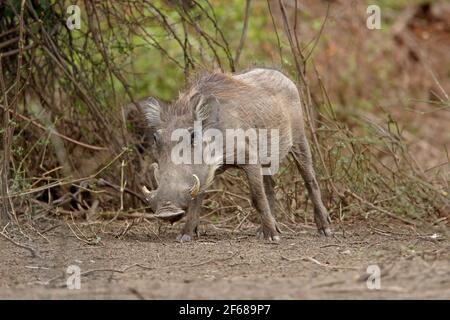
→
(0, 140, 12, 225)
(0, 62, 11, 225)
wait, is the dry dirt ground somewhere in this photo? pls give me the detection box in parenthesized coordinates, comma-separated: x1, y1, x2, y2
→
(0, 219, 449, 299)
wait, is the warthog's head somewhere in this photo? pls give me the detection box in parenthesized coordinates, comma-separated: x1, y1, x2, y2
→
(141, 95, 220, 222)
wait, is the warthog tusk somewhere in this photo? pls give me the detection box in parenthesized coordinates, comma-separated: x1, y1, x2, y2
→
(142, 185, 152, 196)
(151, 162, 159, 187)
(190, 174, 200, 198)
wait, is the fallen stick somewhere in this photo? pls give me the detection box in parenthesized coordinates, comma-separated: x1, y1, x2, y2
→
(0, 231, 40, 258)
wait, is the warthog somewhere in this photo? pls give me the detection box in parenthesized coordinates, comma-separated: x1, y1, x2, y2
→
(142, 68, 331, 241)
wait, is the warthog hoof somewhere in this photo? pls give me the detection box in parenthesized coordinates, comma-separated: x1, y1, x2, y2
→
(269, 235, 281, 242)
(318, 227, 333, 237)
(176, 234, 192, 242)
(256, 226, 281, 242)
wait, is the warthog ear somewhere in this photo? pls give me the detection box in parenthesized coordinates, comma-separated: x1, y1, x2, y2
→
(193, 94, 220, 129)
(144, 97, 161, 128)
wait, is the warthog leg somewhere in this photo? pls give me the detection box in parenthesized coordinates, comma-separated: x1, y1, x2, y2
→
(291, 135, 332, 236)
(244, 164, 280, 242)
(263, 175, 277, 215)
(176, 194, 204, 242)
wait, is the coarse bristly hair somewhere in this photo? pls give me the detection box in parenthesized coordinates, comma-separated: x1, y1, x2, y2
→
(161, 70, 250, 120)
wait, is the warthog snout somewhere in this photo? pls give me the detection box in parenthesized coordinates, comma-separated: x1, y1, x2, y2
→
(142, 174, 202, 223)
(154, 202, 186, 221)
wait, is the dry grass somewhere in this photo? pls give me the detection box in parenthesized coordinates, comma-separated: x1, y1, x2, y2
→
(0, 0, 448, 236)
